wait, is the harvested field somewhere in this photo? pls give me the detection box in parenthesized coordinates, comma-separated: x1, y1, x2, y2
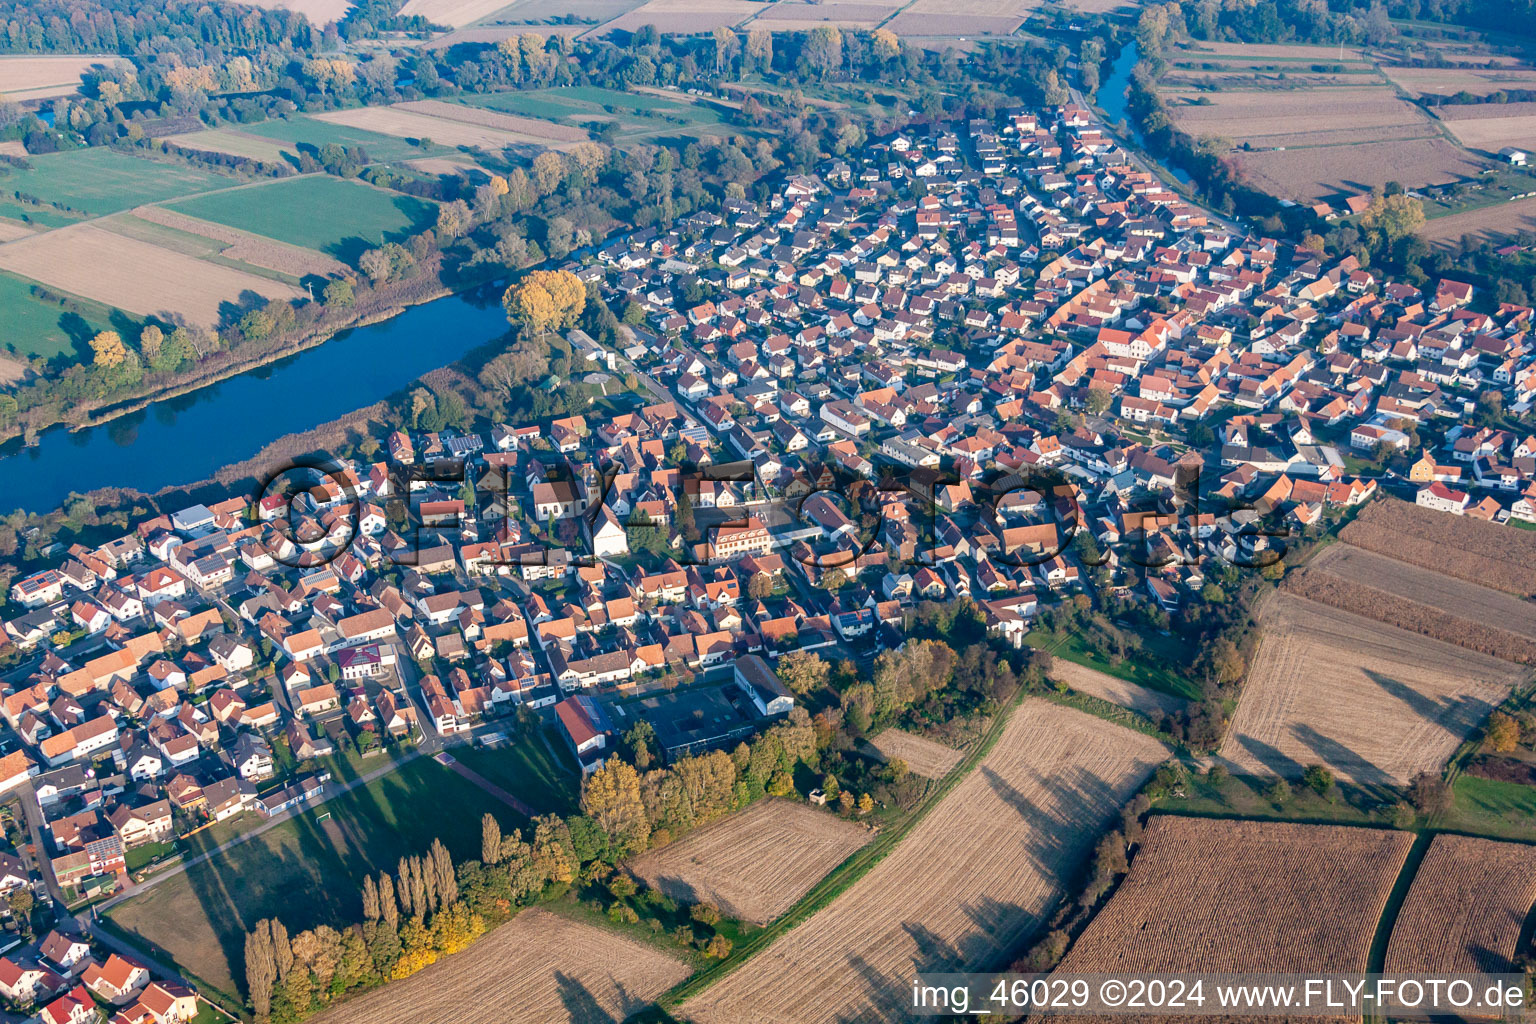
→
(1234, 137, 1489, 201)
(1173, 42, 1371, 60)
(0, 55, 122, 101)
(864, 728, 965, 779)
(1439, 110, 1536, 153)
(1048, 660, 1189, 718)
(1219, 594, 1526, 788)
(1340, 497, 1536, 597)
(681, 702, 1169, 1024)
(314, 104, 581, 151)
(313, 909, 690, 1024)
(404, 156, 495, 178)
(1386, 65, 1536, 97)
(396, 99, 589, 142)
(163, 128, 296, 165)
(746, 0, 899, 29)
(1164, 87, 1431, 144)
(628, 799, 871, 924)
(0, 220, 35, 242)
(0, 222, 303, 329)
(128, 206, 349, 279)
(886, 0, 1035, 35)
(234, 0, 354, 23)
(1423, 195, 1536, 245)
(1384, 834, 1536, 975)
(1288, 542, 1536, 663)
(397, 0, 517, 26)
(483, 0, 644, 23)
(595, 0, 772, 35)
(1051, 817, 1410, 979)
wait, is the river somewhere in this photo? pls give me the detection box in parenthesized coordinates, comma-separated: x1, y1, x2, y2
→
(1095, 42, 1193, 186)
(0, 284, 511, 514)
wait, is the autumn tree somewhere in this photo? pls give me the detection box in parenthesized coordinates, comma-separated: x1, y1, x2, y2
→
(1360, 191, 1425, 244)
(430, 838, 459, 906)
(90, 330, 127, 368)
(531, 814, 577, 884)
(378, 873, 399, 932)
(582, 759, 651, 856)
(362, 875, 380, 921)
(778, 649, 829, 696)
(502, 269, 587, 335)
(481, 813, 503, 865)
(244, 924, 276, 1021)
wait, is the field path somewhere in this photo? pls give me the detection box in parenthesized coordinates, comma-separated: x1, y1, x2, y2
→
(437, 752, 538, 817)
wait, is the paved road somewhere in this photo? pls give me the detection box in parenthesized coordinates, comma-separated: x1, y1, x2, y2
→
(15, 783, 67, 910)
(95, 750, 422, 913)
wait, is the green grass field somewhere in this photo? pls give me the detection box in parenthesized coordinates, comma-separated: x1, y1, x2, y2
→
(0, 148, 238, 217)
(1441, 773, 1536, 840)
(165, 176, 437, 264)
(463, 86, 729, 140)
(1026, 625, 1204, 701)
(243, 115, 438, 164)
(0, 270, 135, 364)
(451, 732, 580, 816)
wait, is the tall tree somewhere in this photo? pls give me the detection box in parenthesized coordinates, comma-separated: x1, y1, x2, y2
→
(270, 919, 293, 984)
(431, 839, 458, 907)
(582, 760, 652, 856)
(362, 875, 380, 922)
(244, 924, 276, 1021)
(378, 874, 399, 932)
(481, 813, 503, 865)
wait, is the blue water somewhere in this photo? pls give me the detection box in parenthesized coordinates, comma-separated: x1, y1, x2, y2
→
(0, 285, 510, 513)
(1096, 43, 1194, 186)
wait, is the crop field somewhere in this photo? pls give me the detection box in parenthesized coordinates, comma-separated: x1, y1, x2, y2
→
(1384, 834, 1536, 974)
(0, 54, 124, 101)
(865, 728, 964, 779)
(0, 222, 304, 329)
(1438, 101, 1536, 152)
(1218, 594, 1525, 788)
(398, 0, 515, 25)
(1235, 137, 1489, 201)
(165, 176, 437, 264)
(885, 0, 1035, 35)
(1047, 660, 1188, 718)
(1174, 42, 1372, 60)
(241, 116, 432, 164)
(0, 148, 238, 217)
(1163, 87, 1434, 147)
(1286, 543, 1536, 663)
(395, 99, 589, 142)
(107, 757, 525, 1001)
(463, 85, 729, 139)
(0, 270, 123, 364)
(628, 798, 871, 924)
(1385, 65, 1536, 97)
(744, 0, 901, 30)
(1423, 195, 1536, 245)
(681, 702, 1169, 1024)
(313, 104, 578, 152)
(1052, 817, 1411, 975)
(0, 220, 34, 242)
(313, 909, 690, 1024)
(127, 206, 348, 279)
(1339, 497, 1536, 597)
(163, 128, 298, 165)
(238, 0, 355, 23)
(479, 0, 645, 25)
(594, 0, 766, 35)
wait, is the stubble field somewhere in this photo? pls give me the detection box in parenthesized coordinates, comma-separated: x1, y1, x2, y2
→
(1383, 834, 1536, 974)
(681, 702, 1169, 1024)
(396, 99, 590, 142)
(884, 0, 1035, 35)
(743, 0, 900, 30)
(397, 0, 518, 27)
(1047, 660, 1188, 718)
(1219, 593, 1525, 787)
(593, 0, 766, 35)
(130, 206, 349, 279)
(314, 909, 691, 1024)
(234, 0, 355, 23)
(864, 728, 965, 779)
(1233, 134, 1487, 201)
(163, 128, 298, 165)
(1339, 497, 1536, 597)
(1438, 102, 1536, 153)
(1384, 65, 1536, 97)
(0, 54, 123, 101)
(1422, 195, 1536, 245)
(313, 105, 570, 152)
(628, 798, 871, 924)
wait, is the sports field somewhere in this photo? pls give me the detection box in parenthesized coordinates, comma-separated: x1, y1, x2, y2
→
(0, 149, 238, 217)
(164, 176, 438, 263)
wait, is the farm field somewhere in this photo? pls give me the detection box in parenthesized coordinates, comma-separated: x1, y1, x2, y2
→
(125, 206, 349, 279)
(237, 0, 355, 23)
(0, 148, 238, 218)
(1162, 86, 1434, 147)
(462, 85, 730, 139)
(1047, 659, 1189, 718)
(0, 54, 124, 101)
(0, 222, 304, 329)
(476, 0, 644, 26)
(1339, 496, 1536, 597)
(628, 798, 871, 924)
(394, 99, 589, 142)
(1383, 834, 1536, 974)
(313, 104, 577, 152)
(107, 757, 522, 1002)
(163, 128, 298, 165)
(241, 116, 433, 164)
(864, 728, 964, 779)
(1218, 593, 1526, 788)
(1050, 817, 1411, 975)
(312, 909, 690, 1024)
(1422, 194, 1536, 245)
(1234, 137, 1491, 202)
(164, 176, 437, 264)
(1437, 101, 1536, 153)
(1287, 542, 1536, 662)
(743, 0, 901, 30)
(884, 0, 1035, 36)
(0, 270, 125, 364)
(398, 0, 514, 26)
(593, 0, 766, 35)
(1385, 65, 1536, 97)
(680, 702, 1169, 1024)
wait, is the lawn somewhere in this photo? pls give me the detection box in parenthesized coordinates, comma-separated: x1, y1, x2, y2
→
(450, 731, 580, 816)
(0, 148, 238, 217)
(1025, 624, 1203, 701)
(242, 114, 437, 164)
(0, 269, 137, 364)
(1441, 773, 1536, 841)
(106, 757, 524, 1004)
(462, 86, 728, 140)
(164, 176, 438, 264)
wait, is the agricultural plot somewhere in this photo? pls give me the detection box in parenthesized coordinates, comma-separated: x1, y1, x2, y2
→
(1234, 137, 1489, 201)
(163, 128, 298, 165)
(0, 222, 303, 329)
(0, 54, 124, 101)
(165, 176, 437, 264)
(1339, 496, 1536, 597)
(476, 0, 645, 25)
(743, 0, 901, 30)
(884, 0, 1035, 36)
(1218, 593, 1525, 788)
(628, 799, 870, 924)
(1384, 834, 1536, 974)
(394, 99, 589, 142)
(1047, 660, 1189, 718)
(681, 702, 1169, 1024)
(0, 148, 238, 218)
(128, 206, 349, 279)
(1437, 102, 1536, 153)
(315, 909, 689, 1024)
(1051, 817, 1411, 976)
(0, 270, 124, 364)
(463, 85, 729, 140)
(398, 0, 517, 26)
(1423, 194, 1536, 245)
(1163, 87, 1435, 149)
(1288, 542, 1536, 664)
(313, 103, 582, 152)
(864, 728, 965, 779)
(241, 116, 431, 164)
(237, 0, 355, 23)
(593, 0, 766, 36)
(1385, 65, 1536, 98)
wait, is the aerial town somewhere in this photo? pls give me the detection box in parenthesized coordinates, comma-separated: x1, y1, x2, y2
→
(1, 87, 1535, 1024)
